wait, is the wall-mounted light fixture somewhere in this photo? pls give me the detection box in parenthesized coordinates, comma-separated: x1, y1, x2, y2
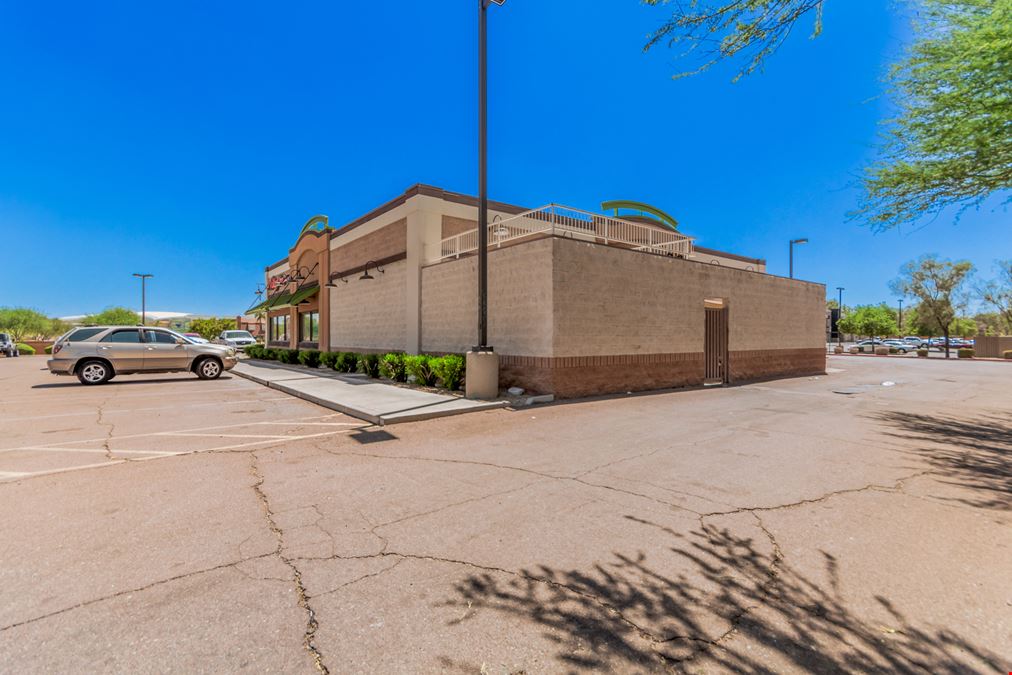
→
(325, 275, 348, 288)
(359, 261, 385, 281)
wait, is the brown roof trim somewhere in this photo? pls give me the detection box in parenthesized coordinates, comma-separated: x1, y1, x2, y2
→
(330, 252, 408, 281)
(693, 245, 766, 266)
(328, 184, 529, 244)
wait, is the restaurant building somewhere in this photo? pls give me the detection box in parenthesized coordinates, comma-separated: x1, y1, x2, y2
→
(251, 184, 825, 398)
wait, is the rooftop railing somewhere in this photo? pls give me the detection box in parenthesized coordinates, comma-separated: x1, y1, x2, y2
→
(435, 204, 694, 262)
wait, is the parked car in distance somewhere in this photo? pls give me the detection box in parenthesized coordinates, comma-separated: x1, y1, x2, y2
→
(0, 332, 19, 357)
(902, 336, 927, 347)
(183, 332, 210, 344)
(215, 330, 257, 349)
(882, 339, 913, 353)
(47, 326, 238, 385)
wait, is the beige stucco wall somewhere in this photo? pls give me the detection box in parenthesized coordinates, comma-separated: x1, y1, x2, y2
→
(552, 238, 825, 356)
(420, 237, 554, 355)
(329, 259, 408, 351)
(330, 218, 407, 274)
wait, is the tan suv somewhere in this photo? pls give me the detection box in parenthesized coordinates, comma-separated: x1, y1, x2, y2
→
(48, 326, 239, 385)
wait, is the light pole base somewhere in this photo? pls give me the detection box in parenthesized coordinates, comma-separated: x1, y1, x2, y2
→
(465, 350, 499, 400)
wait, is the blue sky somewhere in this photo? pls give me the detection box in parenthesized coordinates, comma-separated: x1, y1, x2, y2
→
(1, 1, 1007, 317)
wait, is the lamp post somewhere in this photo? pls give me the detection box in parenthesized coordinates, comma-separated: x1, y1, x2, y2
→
(897, 298, 903, 334)
(789, 238, 808, 279)
(467, 0, 505, 399)
(132, 273, 153, 325)
(836, 286, 845, 347)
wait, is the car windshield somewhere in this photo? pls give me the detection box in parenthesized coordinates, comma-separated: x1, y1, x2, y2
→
(225, 331, 253, 339)
(0, 333, 8, 341)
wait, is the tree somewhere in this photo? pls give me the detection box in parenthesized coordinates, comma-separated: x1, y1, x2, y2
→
(949, 316, 978, 339)
(0, 307, 51, 342)
(836, 304, 898, 339)
(855, 0, 1012, 231)
(644, 0, 1011, 230)
(891, 255, 973, 358)
(189, 317, 236, 340)
(643, 0, 824, 82)
(978, 259, 1012, 334)
(82, 307, 141, 326)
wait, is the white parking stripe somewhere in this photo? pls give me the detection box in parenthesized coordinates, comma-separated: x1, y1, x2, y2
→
(7, 447, 181, 456)
(154, 433, 294, 440)
(0, 397, 296, 422)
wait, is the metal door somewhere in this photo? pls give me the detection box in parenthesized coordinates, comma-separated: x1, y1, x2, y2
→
(704, 306, 728, 385)
(143, 330, 191, 370)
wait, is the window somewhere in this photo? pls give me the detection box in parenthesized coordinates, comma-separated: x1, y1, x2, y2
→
(101, 329, 142, 343)
(300, 311, 319, 343)
(269, 315, 289, 342)
(67, 328, 104, 342)
(147, 330, 179, 344)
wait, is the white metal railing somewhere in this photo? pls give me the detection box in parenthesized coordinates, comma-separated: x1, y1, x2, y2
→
(435, 203, 694, 262)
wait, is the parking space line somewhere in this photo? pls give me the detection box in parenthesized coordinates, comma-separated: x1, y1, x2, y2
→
(253, 421, 361, 426)
(0, 471, 32, 478)
(154, 433, 295, 440)
(7, 447, 181, 456)
(0, 397, 297, 422)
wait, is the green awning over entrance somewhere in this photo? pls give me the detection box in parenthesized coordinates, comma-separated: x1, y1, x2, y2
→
(288, 285, 319, 307)
(264, 290, 293, 309)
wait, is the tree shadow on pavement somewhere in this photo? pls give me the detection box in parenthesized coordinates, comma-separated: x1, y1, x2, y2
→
(441, 516, 1002, 673)
(872, 411, 1011, 510)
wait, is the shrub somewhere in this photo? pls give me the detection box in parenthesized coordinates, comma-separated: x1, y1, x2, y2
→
(432, 354, 465, 390)
(874, 346, 889, 356)
(917, 348, 929, 357)
(405, 354, 438, 386)
(361, 353, 381, 378)
(17, 343, 35, 355)
(278, 349, 300, 365)
(336, 352, 360, 373)
(320, 351, 340, 370)
(888, 346, 899, 354)
(245, 344, 264, 359)
(263, 348, 279, 361)
(380, 353, 407, 382)
(957, 348, 974, 359)
(848, 346, 860, 354)
(45, 345, 53, 354)
(1004, 350, 1012, 360)
(298, 349, 321, 369)
(832, 345, 843, 354)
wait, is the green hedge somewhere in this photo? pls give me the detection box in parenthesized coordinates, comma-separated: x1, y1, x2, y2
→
(17, 343, 35, 355)
(380, 353, 407, 382)
(916, 348, 929, 357)
(321, 351, 340, 370)
(432, 354, 465, 390)
(45, 345, 54, 354)
(405, 355, 438, 386)
(1003, 350, 1012, 360)
(298, 349, 321, 369)
(361, 353, 381, 378)
(278, 348, 300, 365)
(957, 348, 974, 359)
(335, 352, 359, 373)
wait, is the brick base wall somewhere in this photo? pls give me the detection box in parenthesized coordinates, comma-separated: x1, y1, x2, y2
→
(500, 348, 825, 398)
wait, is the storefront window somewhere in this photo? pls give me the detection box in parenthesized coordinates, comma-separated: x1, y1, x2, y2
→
(300, 311, 319, 343)
(269, 315, 288, 342)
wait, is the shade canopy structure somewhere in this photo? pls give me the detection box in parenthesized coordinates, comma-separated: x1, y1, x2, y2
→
(600, 200, 680, 232)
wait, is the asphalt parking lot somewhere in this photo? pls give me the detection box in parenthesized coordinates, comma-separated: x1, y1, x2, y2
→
(1, 355, 1009, 673)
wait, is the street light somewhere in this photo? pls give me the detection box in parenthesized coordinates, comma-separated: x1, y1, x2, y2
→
(132, 273, 153, 324)
(898, 298, 904, 333)
(836, 286, 845, 347)
(467, 0, 506, 399)
(789, 238, 808, 279)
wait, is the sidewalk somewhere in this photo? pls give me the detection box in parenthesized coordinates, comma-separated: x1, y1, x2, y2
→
(232, 360, 507, 425)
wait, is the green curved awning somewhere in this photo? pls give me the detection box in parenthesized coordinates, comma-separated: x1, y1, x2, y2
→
(264, 290, 293, 309)
(246, 299, 270, 313)
(288, 285, 319, 306)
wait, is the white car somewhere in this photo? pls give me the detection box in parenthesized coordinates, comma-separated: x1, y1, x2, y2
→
(882, 339, 913, 353)
(216, 330, 257, 349)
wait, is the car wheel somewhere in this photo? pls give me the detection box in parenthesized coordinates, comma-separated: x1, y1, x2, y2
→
(195, 357, 223, 380)
(77, 360, 112, 385)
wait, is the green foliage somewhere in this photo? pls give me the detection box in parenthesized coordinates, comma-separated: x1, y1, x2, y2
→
(1003, 350, 1012, 359)
(0, 307, 57, 341)
(836, 304, 898, 338)
(298, 349, 321, 369)
(45, 344, 54, 354)
(82, 306, 141, 327)
(892, 256, 973, 351)
(244, 344, 264, 358)
(856, 0, 1012, 230)
(320, 352, 340, 370)
(978, 260, 1012, 334)
(380, 353, 407, 382)
(405, 355, 438, 386)
(278, 349, 300, 365)
(189, 317, 237, 341)
(17, 343, 35, 355)
(361, 353, 381, 378)
(917, 348, 929, 357)
(643, 0, 824, 81)
(432, 354, 466, 390)
(957, 348, 975, 359)
(949, 317, 977, 338)
(336, 352, 360, 373)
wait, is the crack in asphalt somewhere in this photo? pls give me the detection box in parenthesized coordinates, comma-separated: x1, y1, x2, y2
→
(95, 395, 118, 461)
(249, 451, 329, 675)
(0, 553, 276, 633)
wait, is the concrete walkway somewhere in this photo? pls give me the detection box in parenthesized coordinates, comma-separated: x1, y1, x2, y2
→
(232, 360, 506, 425)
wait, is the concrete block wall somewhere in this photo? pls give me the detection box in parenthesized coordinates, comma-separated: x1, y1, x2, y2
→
(329, 259, 408, 352)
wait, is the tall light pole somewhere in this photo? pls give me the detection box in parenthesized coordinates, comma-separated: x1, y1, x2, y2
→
(132, 273, 153, 325)
(836, 286, 845, 347)
(789, 238, 808, 279)
(897, 298, 903, 335)
(466, 0, 505, 400)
